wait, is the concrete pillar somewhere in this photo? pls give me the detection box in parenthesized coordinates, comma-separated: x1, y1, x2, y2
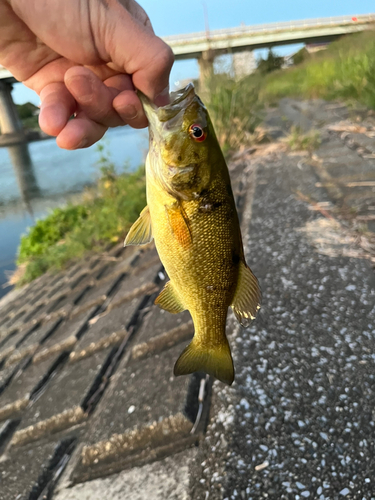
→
(0, 80, 24, 140)
(7, 142, 40, 212)
(198, 49, 216, 96)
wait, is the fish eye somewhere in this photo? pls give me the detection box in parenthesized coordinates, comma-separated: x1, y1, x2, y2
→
(188, 124, 206, 142)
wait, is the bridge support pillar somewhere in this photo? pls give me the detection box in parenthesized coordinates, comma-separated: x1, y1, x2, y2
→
(0, 81, 24, 145)
(198, 49, 216, 95)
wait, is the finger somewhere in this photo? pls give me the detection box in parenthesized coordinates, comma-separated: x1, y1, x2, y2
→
(104, 73, 135, 93)
(39, 82, 76, 136)
(112, 90, 148, 128)
(117, 0, 154, 32)
(56, 111, 106, 150)
(105, 74, 147, 127)
(102, 5, 174, 104)
(65, 66, 124, 128)
(134, 38, 174, 106)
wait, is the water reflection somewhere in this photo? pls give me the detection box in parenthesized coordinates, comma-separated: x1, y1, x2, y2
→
(7, 142, 40, 214)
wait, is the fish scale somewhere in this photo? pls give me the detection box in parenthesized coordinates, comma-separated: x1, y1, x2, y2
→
(125, 83, 261, 385)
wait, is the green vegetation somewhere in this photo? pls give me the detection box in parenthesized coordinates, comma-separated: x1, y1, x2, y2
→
(257, 49, 284, 74)
(204, 73, 262, 154)
(203, 31, 375, 153)
(16, 152, 146, 285)
(292, 47, 310, 66)
(16, 102, 40, 130)
(261, 31, 375, 109)
(16, 102, 39, 120)
(286, 126, 321, 153)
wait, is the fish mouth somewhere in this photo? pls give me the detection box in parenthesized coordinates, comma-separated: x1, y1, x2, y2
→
(139, 83, 198, 124)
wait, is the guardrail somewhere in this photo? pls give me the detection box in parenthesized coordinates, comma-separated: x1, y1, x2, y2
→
(163, 13, 375, 43)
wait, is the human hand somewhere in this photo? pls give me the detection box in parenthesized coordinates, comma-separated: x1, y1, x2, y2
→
(0, 0, 174, 149)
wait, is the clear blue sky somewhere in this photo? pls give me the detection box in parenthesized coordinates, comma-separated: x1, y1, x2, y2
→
(12, 0, 375, 104)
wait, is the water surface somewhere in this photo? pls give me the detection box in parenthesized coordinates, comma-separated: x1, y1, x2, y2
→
(0, 126, 148, 299)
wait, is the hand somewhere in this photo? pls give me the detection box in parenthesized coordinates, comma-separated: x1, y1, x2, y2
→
(0, 0, 174, 149)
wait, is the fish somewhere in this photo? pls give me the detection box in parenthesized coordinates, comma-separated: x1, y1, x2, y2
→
(125, 83, 261, 385)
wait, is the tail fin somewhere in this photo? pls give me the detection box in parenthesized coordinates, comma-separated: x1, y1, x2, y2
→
(174, 338, 234, 385)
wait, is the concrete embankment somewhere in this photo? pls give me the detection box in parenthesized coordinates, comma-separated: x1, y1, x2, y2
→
(0, 99, 374, 500)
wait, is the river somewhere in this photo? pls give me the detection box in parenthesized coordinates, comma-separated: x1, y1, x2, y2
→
(0, 126, 149, 299)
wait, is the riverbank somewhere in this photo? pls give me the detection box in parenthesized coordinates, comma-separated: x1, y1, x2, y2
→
(0, 126, 148, 298)
(0, 98, 374, 499)
(261, 30, 375, 108)
(15, 164, 146, 286)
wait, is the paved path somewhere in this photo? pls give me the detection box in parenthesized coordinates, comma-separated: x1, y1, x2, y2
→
(0, 100, 374, 499)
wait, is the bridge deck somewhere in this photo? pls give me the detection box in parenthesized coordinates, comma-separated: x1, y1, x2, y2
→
(1, 13, 375, 79)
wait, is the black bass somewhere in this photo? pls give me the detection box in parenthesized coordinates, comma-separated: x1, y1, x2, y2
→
(125, 84, 261, 385)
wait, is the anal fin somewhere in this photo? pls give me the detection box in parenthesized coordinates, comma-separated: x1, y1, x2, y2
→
(124, 206, 153, 246)
(155, 281, 186, 314)
(231, 261, 261, 327)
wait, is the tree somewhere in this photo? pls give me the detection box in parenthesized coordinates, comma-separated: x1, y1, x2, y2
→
(257, 49, 284, 74)
(16, 102, 39, 120)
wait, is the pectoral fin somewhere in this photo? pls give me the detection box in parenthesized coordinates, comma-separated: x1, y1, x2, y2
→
(166, 204, 192, 248)
(124, 206, 153, 246)
(155, 281, 186, 314)
(231, 261, 261, 327)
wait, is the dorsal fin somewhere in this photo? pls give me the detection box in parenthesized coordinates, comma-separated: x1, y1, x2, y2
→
(231, 261, 261, 327)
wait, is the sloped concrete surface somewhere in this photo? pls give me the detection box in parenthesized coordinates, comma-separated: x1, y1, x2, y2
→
(54, 448, 196, 500)
(0, 100, 374, 499)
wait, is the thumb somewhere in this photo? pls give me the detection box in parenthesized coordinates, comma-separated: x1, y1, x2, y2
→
(103, 2, 174, 104)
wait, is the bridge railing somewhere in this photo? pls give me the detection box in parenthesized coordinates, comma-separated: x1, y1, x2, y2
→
(163, 13, 375, 43)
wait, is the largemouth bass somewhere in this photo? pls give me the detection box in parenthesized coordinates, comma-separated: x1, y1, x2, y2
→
(125, 84, 260, 385)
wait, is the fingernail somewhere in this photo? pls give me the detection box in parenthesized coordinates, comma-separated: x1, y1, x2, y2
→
(153, 86, 170, 107)
(121, 104, 138, 121)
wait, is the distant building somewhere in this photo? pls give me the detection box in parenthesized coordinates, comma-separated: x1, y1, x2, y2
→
(282, 41, 330, 68)
(283, 53, 295, 68)
(232, 50, 257, 78)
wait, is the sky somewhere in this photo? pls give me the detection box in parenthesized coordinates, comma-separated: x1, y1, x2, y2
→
(11, 0, 375, 105)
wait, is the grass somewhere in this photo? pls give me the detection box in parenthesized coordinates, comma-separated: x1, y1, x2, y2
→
(286, 126, 321, 153)
(203, 73, 263, 155)
(261, 31, 375, 109)
(15, 153, 146, 286)
(201, 31, 375, 154)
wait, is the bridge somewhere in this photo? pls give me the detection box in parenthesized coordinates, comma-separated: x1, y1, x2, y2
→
(164, 13, 375, 59)
(0, 13, 375, 142)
